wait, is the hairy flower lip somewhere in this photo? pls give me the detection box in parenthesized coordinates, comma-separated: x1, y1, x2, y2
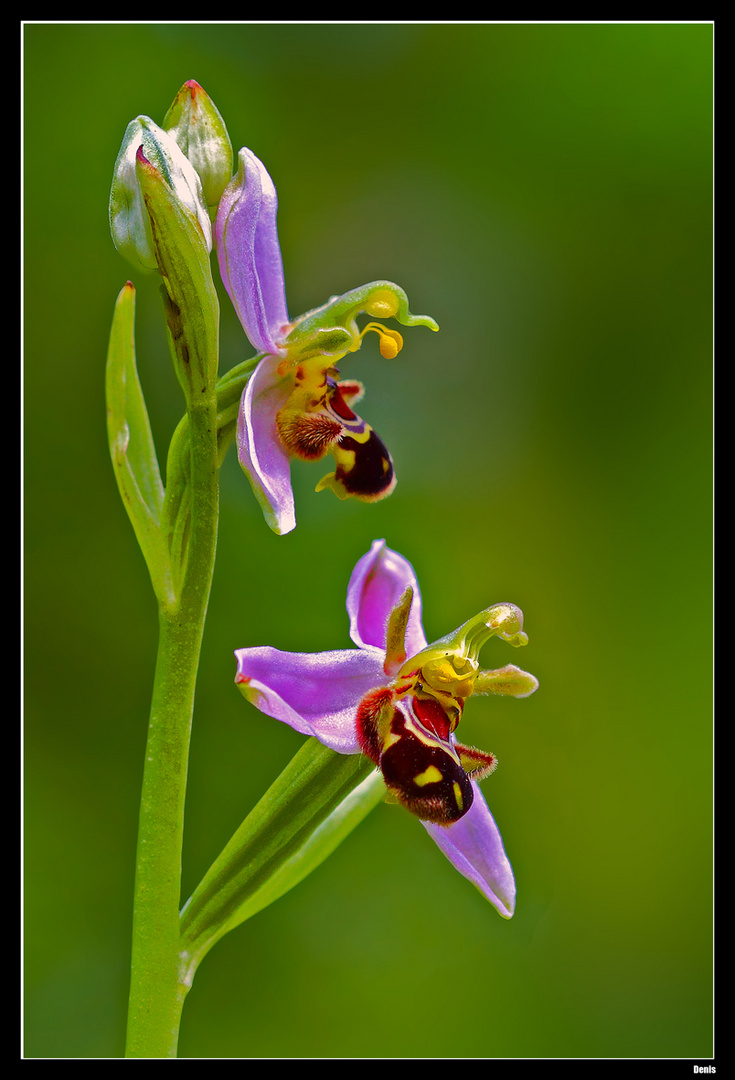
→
(233, 540, 538, 917)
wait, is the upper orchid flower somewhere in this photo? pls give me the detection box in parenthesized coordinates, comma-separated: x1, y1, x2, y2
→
(216, 148, 439, 535)
(234, 540, 538, 918)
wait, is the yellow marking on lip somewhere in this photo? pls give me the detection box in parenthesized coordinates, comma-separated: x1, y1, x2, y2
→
(382, 728, 403, 752)
(453, 782, 463, 811)
(413, 765, 443, 787)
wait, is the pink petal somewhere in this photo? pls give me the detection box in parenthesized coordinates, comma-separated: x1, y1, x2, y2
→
(346, 540, 427, 656)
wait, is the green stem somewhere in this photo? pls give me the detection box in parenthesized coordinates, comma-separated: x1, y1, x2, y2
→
(123, 259, 220, 1054)
(125, 385, 219, 1057)
(125, 610, 205, 1055)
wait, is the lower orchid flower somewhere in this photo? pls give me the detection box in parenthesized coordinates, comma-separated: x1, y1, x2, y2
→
(234, 540, 539, 918)
(216, 147, 439, 535)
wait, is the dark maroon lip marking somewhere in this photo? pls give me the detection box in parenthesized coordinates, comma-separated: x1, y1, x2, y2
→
(333, 429, 395, 499)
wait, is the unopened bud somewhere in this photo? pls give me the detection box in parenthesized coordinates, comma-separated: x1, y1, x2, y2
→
(163, 80, 233, 215)
(109, 115, 211, 272)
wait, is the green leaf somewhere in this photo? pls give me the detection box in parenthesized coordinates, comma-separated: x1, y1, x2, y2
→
(105, 282, 176, 608)
(178, 739, 385, 980)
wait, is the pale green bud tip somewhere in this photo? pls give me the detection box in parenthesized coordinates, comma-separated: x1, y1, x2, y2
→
(164, 80, 234, 214)
(109, 114, 212, 272)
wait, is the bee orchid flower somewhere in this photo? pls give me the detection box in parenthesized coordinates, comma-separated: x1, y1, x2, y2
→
(216, 148, 439, 535)
(234, 540, 539, 918)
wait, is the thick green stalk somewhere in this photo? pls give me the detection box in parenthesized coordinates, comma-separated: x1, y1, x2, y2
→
(125, 373, 219, 1058)
(123, 153, 221, 1057)
(121, 313, 256, 1057)
(125, 611, 206, 1055)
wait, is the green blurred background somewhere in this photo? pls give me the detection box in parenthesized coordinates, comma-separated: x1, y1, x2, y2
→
(23, 23, 713, 1059)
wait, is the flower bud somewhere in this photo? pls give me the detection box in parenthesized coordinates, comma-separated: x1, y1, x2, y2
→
(109, 115, 212, 272)
(163, 80, 233, 215)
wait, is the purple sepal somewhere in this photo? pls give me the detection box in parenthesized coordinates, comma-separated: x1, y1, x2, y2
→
(346, 539, 426, 656)
(423, 788, 517, 918)
(216, 147, 289, 356)
(236, 355, 296, 535)
(235, 645, 386, 754)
